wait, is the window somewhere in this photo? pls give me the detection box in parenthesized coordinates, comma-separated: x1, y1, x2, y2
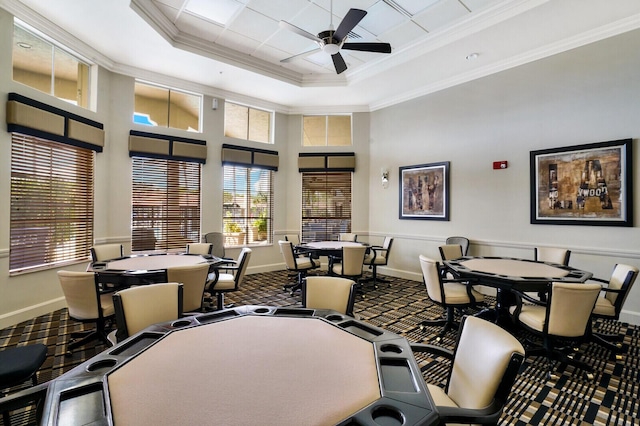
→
(10, 133, 94, 273)
(223, 166, 273, 246)
(131, 157, 201, 251)
(134, 81, 202, 132)
(303, 115, 352, 146)
(12, 20, 91, 109)
(224, 101, 272, 144)
(301, 172, 352, 241)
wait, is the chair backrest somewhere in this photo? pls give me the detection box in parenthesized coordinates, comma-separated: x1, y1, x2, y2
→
(284, 234, 301, 245)
(534, 247, 571, 266)
(446, 236, 469, 256)
(203, 232, 225, 258)
(232, 248, 252, 287)
(113, 283, 183, 338)
(166, 263, 210, 312)
(546, 282, 601, 337)
(419, 255, 444, 304)
(439, 244, 463, 261)
(279, 240, 299, 270)
(58, 271, 102, 320)
(446, 316, 525, 411)
(339, 245, 367, 276)
(339, 233, 357, 242)
(303, 276, 356, 316)
(372, 236, 394, 265)
(186, 243, 213, 256)
(90, 244, 123, 262)
(602, 263, 638, 314)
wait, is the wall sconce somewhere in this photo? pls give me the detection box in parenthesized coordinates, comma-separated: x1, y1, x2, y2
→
(381, 168, 389, 189)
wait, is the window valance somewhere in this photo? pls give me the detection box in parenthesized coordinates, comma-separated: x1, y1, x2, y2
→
(129, 130, 207, 163)
(221, 144, 278, 171)
(6, 92, 104, 152)
(298, 152, 355, 172)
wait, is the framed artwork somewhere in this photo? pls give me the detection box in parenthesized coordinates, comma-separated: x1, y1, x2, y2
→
(530, 139, 632, 226)
(399, 162, 449, 220)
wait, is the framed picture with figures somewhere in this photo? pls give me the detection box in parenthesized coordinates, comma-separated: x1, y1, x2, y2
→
(399, 162, 449, 221)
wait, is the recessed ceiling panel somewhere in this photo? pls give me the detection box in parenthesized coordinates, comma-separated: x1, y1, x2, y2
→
(228, 8, 278, 42)
(412, 0, 469, 32)
(359, 1, 407, 36)
(392, 0, 440, 16)
(185, 0, 243, 26)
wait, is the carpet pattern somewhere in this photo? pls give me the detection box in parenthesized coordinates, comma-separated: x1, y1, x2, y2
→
(1, 270, 638, 425)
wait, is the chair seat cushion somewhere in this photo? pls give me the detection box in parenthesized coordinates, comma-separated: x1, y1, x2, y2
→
(592, 296, 616, 317)
(442, 283, 485, 304)
(364, 254, 386, 265)
(295, 257, 317, 270)
(0, 344, 47, 386)
(100, 293, 115, 317)
(213, 274, 236, 290)
(508, 304, 545, 331)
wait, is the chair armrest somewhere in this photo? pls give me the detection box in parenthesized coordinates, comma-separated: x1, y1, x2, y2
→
(437, 401, 502, 425)
(517, 291, 547, 306)
(410, 343, 454, 360)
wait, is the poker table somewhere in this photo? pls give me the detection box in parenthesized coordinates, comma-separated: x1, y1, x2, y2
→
(298, 241, 368, 258)
(88, 253, 225, 287)
(34, 306, 438, 425)
(444, 256, 593, 322)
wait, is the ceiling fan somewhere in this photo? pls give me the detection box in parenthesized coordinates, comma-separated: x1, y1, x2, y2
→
(279, 2, 392, 74)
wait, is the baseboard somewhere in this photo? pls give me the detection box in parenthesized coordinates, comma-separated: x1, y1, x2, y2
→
(0, 297, 67, 330)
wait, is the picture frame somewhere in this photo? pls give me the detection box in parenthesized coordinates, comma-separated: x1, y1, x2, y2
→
(530, 139, 632, 226)
(399, 162, 449, 221)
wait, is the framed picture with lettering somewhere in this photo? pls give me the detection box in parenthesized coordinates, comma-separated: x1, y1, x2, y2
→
(399, 162, 450, 221)
(530, 139, 632, 226)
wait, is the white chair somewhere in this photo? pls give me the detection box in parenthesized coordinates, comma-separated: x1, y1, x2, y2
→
(534, 247, 571, 265)
(58, 271, 115, 354)
(279, 241, 320, 295)
(302, 276, 357, 317)
(207, 248, 252, 309)
(90, 244, 123, 262)
(329, 245, 368, 289)
(284, 234, 301, 245)
(338, 233, 357, 242)
(167, 263, 210, 313)
(186, 243, 213, 256)
(362, 236, 393, 288)
(445, 236, 470, 256)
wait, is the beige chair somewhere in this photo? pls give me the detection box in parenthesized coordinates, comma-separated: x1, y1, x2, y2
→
(203, 232, 226, 259)
(438, 244, 464, 279)
(207, 248, 252, 309)
(446, 236, 470, 256)
(302, 276, 357, 317)
(588, 264, 638, 356)
(509, 282, 602, 379)
(112, 283, 183, 342)
(329, 245, 367, 285)
(284, 234, 301, 245)
(279, 241, 320, 295)
(167, 263, 210, 313)
(58, 271, 115, 355)
(411, 316, 525, 425)
(90, 243, 123, 262)
(362, 236, 393, 288)
(418, 255, 484, 338)
(186, 243, 213, 256)
(534, 247, 571, 265)
(338, 233, 357, 242)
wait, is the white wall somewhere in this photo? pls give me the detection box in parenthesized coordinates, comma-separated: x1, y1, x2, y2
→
(368, 29, 640, 324)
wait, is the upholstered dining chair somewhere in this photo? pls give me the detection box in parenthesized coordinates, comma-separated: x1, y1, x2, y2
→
(588, 263, 638, 357)
(445, 236, 470, 256)
(203, 232, 226, 259)
(111, 283, 183, 343)
(534, 247, 571, 265)
(279, 241, 320, 295)
(90, 243, 123, 262)
(0, 343, 48, 425)
(362, 236, 393, 289)
(329, 245, 368, 286)
(58, 271, 115, 355)
(302, 276, 357, 317)
(509, 282, 602, 380)
(186, 243, 213, 256)
(438, 244, 464, 279)
(338, 233, 358, 242)
(284, 234, 301, 245)
(411, 316, 525, 425)
(206, 248, 252, 310)
(167, 263, 210, 313)
(418, 255, 485, 339)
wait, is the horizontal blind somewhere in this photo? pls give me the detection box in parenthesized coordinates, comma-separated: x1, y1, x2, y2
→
(301, 172, 352, 242)
(132, 157, 201, 251)
(10, 133, 94, 272)
(223, 165, 273, 246)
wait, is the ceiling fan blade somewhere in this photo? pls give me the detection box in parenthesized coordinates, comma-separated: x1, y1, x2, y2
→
(281, 48, 322, 63)
(341, 42, 392, 54)
(331, 52, 348, 74)
(279, 20, 322, 43)
(333, 9, 367, 42)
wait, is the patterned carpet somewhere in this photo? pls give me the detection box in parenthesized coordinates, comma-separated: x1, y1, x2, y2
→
(1, 270, 638, 425)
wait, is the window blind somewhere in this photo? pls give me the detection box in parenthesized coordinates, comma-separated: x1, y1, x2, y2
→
(301, 172, 352, 242)
(131, 157, 201, 252)
(10, 133, 94, 273)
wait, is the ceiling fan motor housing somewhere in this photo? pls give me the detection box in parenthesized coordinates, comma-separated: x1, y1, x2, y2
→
(318, 30, 341, 54)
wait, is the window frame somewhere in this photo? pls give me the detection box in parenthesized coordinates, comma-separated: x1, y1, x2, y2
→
(224, 100, 274, 144)
(133, 80, 203, 133)
(302, 114, 352, 147)
(301, 172, 352, 242)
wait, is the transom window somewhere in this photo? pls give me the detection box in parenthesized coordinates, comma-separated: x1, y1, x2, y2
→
(133, 81, 202, 132)
(10, 133, 94, 273)
(224, 101, 272, 144)
(302, 115, 352, 146)
(12, 19, 91, 109)
(301, 172, 352, 241)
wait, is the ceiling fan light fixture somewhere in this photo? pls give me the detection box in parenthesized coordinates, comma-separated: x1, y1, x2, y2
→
(324, 44, 341, 55)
